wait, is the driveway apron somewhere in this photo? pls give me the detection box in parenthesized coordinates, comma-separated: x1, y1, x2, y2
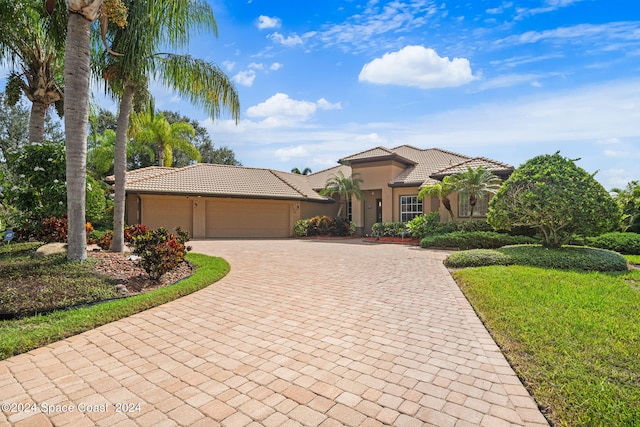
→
(0, 239, 548, 426)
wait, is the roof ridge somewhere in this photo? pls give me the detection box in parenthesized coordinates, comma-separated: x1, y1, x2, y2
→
(307, 164, 346, 177)
(428, 147, 472, 159)
(390, 144, 423, 152)
(339, 146, 392, 161)
(125, 166, 180, 185)
(472, 156, 514, 168)
(270, 170, 310, 198)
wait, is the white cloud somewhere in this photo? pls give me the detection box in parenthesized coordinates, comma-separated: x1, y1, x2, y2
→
(246, 93, 318, 126)
(358, 45, 476, 89)
(268, 32, 303, 47)
(242, 94, 342, 127)
(222, 61, 235, 72)
(256, 15, 281, 30)
(274, 145, 309, 161)
(317, 98, 342, 110)
(248, 62, 264, 70)
(270, 62, 283, 71)
(604, 149, 631, 158)
(500, 22, 640, 46)
(311, 1, 439, 53)
(596, 137, 622, 145)
(233, 70, 256, 87)
(477, 73, 545, 90)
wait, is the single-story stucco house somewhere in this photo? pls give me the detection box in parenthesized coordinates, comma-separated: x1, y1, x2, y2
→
(112, 145, 513, 238)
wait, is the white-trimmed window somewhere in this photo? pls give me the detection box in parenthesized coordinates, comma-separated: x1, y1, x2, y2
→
(458, 192, 490, 217)
(347, 198, 353, 222)
(400, 195, 423, 222)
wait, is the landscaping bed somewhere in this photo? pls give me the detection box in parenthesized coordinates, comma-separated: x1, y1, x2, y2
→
(0, 243, 191, 319)
(362, 236, 421, 245)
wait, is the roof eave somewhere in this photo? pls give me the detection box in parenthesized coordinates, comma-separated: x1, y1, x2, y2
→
(126, 189, 334, 203)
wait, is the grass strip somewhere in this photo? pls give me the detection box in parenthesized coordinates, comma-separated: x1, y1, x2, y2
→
(454, 266, 640, 426)
(0, 253, 229, 360)
(625, 254, 640, 265)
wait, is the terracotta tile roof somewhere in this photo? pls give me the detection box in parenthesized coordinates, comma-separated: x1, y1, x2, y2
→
(124, 163, 331, 202)
(385, 146, 471, 187)
(430, 157, 514, 180)
(305, 164, 352, 190)
(105, 166, 173, 184)
(339, 146, 415, 165)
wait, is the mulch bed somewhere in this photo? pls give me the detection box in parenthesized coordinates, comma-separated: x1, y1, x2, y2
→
(88, 250, 192, 296)
(362, 236, 421, 245)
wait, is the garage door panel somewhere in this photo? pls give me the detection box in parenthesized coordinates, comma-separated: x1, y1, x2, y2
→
(206, 199, 290, 238)
(142, 197, 193, 236)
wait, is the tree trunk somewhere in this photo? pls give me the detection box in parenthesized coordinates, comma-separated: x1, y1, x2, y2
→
(28, 100, 47, 143)
(442, 197, 455, 222)
(111, 84, 135, 252)
(158, 143, 165, 167)
(64, 13, 91, 261)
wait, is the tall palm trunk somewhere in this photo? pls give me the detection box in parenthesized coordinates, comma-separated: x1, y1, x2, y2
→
(158, 143, 165, 167)
(28, 101, 47, 143)
(111, 83, 135, 252)
(64, 13, 91, 261)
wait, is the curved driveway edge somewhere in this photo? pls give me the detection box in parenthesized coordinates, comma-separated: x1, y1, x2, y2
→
(0, 239, 548, 426)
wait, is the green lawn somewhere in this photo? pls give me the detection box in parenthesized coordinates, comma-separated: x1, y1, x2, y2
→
(625, 254, 640, 265)
(0, 252, 229, 360)
(453, 266, 640, 426)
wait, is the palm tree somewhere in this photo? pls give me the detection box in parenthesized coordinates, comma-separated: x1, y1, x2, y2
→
(98, 0, 240, 252)
(130, 104, 200, 167)
(46, 0, 127, 260)
(291, 167, 312, 175)
(612, 180, 640, 232)
(451, 166, 502, 218)
(418, 175, 457, 222)
(60, 0, 102, 260)
(320, 170, 365, 218)
(0, 0, 65, 143)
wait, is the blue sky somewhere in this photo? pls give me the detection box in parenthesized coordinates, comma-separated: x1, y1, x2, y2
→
(5, 0, 640, 190)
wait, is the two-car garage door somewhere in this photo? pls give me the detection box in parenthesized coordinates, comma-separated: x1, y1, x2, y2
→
(206, 199, 290, 238)
(140, 195, 291, 238)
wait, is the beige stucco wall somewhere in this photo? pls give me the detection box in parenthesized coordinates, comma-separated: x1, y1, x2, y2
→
(300, 200, 340, 219)
(351, 160, 408, 228)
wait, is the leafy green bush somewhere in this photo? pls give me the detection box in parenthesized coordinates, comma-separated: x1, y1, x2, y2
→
(371, 221, 409, 237)
(421, 231, 537, 249)
(294, 219, 308, 237)
(488, 152, 620, 247)
(97, 224, 148, 250)
(297, 216, 355, 237)
(587, 232, 640, 255)
(4, 142, 107, 226)
(131, 228, 191, 280)
(445, 245, 628, 272)
(405, 212, 440, 239)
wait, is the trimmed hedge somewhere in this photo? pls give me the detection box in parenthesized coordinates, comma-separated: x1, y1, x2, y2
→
(587, 232, 640, 255)
(420, 231, 537, 250)
(294, 216, 355, 237)
(445, 245, 628, 272)
(371, 221, 408, 237)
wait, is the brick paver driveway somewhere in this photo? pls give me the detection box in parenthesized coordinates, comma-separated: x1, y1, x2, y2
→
(0, 239, 548, 426)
